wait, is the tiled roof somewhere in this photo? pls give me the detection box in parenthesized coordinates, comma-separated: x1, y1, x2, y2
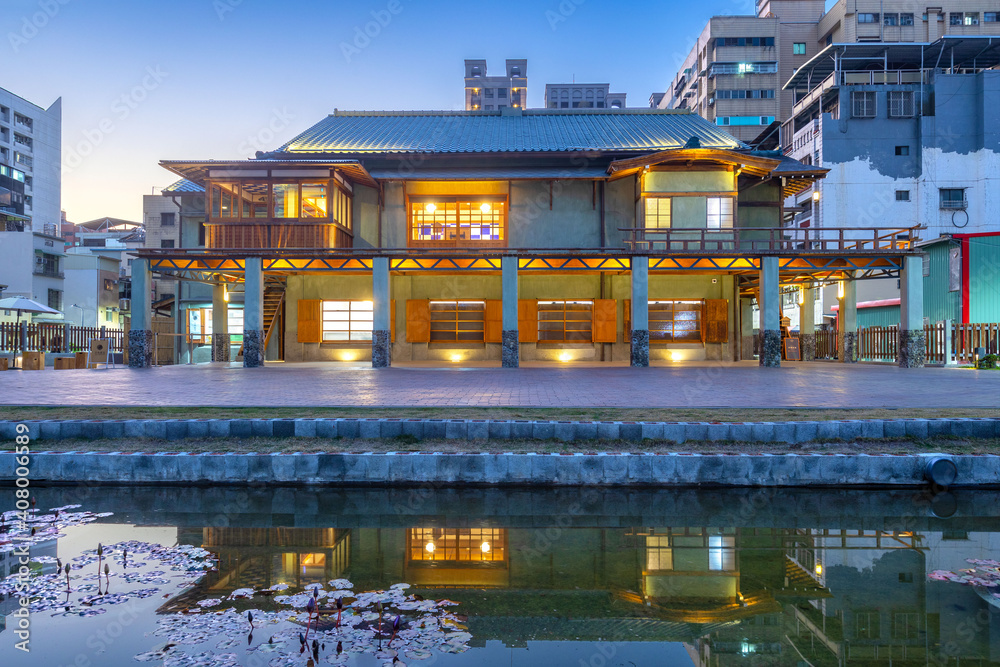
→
(274, 109, 745, 155)
(162, 179, 205, 194)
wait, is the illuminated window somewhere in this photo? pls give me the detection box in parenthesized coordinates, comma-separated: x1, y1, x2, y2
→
(300, 183, 328, 218)
(650, 301, 703, 343)
(707, 197, 734, 228)
(645, 536, 673, 570)
(409, 197, 505, 245)
(644, 197, 671, 228)
(273, 183, 298, 218)
(187, 307, 244, 345)
(322, 301, 374, 342)
(430, 300, 485, 343)
(708, 535, 736, 571)
(409, 528, 505, 563)
(538, 301, 593, 343)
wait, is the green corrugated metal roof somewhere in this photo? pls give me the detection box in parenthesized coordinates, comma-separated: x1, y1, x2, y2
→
(273, 109, 746, 155)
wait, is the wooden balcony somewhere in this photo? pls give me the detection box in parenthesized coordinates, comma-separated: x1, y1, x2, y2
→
(619, 226, 921, 254)
(205, 222, 352, 250)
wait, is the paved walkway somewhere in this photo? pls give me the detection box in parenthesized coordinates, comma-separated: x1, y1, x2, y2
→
(0, 361, 996, 408)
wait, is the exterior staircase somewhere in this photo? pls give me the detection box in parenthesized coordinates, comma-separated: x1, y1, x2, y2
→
(237, 278, 285, 360)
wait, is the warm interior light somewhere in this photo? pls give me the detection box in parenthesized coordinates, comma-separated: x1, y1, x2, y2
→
(798, 285, 805, 306)
(480, 203, 491, 213)
(450, 354, 462, 363)
(815, 563, 823, 575)
(223, 286, 229, 303)
(425, 203, 437, 213)
(425, 542, 435, 553)
(558, 352, 571, 362)
(837, 280, 845, 299)
(812, 190, 821, 202)
(340, 352, 356, 362)
(481, 542, 491, 553)
(670, 351, 682, 362)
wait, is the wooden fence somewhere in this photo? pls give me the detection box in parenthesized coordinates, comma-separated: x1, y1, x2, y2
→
(814, 331, 838, 360)
(0, 322, 125, 353)
(857, 322, 1000, 364)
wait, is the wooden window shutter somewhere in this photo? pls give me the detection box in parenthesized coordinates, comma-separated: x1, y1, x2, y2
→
(297, 299, 322, 343)
(485, 299, 502, 343)
(703, 299, 729, 344)
(406, 299, 431, 343)
(624, 299, 631, 335)
(390, 299, 396, 343)
(592, 299, 617, 343)
(518, 299, 538, 343)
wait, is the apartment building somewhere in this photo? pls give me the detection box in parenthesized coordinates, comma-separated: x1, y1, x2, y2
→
(660, 0, 1000, 144)
(544, 84, 626, 109)
(464, 59, 527, 110)
(0, 86, 61, 234)
(817, 0, 1000, 43)
(782, 36, 1000, 324)
(658, 1, 825, 143)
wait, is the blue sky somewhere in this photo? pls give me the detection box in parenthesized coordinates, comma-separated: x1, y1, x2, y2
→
(2, 0, 830, 222)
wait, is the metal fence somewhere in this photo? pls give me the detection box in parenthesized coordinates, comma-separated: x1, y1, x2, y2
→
(0, 322, 125, 353)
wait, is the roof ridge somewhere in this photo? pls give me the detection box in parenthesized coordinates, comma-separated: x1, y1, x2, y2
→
(330, 108, 694, 117)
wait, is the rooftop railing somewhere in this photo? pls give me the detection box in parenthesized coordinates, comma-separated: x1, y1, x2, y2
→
(619, 226, 921, 253)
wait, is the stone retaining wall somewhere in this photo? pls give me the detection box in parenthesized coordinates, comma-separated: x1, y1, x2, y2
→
(2, 417, 998, 443)
(0, 451, 997, 487)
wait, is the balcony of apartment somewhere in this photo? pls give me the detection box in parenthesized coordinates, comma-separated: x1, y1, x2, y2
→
(791, 69, 926, 117)
(13, 114, 33, 133)
(33, 259, 64, 279)
(783, 118, 820, 157)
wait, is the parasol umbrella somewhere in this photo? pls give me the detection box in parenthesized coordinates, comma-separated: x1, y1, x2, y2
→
(0, 296, 62, 367)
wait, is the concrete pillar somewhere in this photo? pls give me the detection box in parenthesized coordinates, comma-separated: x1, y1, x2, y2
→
(211, 283, 231, 362)
(63, 322, 71, 353)
(128, 257, 153, 368)
(740, 297, 754, 361)
(243, 257, 264, 368)
(838, 274, 858, 363)
(758, 256, 781, 367)
(630, 256, 649, 367)
(501, 255, 519, 368)
(371, 256, 391, 368)
(800, 283, 816, 361)
(898, 255, 926, 368)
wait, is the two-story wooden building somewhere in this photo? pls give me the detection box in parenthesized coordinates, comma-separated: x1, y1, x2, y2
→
(131, 108, 924, 369)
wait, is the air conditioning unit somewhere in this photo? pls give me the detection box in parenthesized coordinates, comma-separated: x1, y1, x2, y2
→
(35, 255, 43, 265)
(119, 298, 131, 312)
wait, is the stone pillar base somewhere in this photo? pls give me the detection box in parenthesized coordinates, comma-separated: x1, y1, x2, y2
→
(898, 329, 926, 368)
(501, 330, 519, 368)
(759, 329, 781, 368)
(799, 333, 816, 362)
(372, 330, 391, 368)
(243, 330, 265, 368)
(212, 333, 231, 362)
(840, 331, 858, 363)
(630, 329, 649, 367)
(128, 330, 153, 368)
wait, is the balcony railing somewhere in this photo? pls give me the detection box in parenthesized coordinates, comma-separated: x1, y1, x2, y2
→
(618, 226, 920, 253)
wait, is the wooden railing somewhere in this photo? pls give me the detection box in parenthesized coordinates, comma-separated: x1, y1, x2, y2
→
(619, 226, 920, 253)
(0, 323, 125, 353)
(856, 322, 1000, 364)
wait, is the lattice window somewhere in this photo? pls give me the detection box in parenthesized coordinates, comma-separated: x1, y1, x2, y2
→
(888, 91, 915, 118)
(852, 91, 877, 118)
(322, 301, 374, 342)
(429, 300, 485, 343)
(649, 301, 703, 343)
(538, 301, 593, 343)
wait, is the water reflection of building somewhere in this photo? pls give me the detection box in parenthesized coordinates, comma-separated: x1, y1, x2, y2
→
(165, 523, 998, 663)
(0, 539, 58, 634)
